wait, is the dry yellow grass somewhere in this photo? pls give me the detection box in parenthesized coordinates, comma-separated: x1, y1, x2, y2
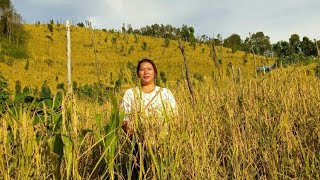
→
(1, 65, 319, 179)
(0, 24, 274, 92)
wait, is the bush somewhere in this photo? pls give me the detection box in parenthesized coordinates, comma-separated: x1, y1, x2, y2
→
(141, 41, 148, 50)
(0, 73, 10, 112)
(40, 81, 52, 99)
(276, 53, 304, 67)
(163, 38, 170, 47)
(194, 72, 204, 82)
(315, 61, 320, 78)
(47, 23, 53, 34)
(15, 80, 22, 95)
(0, 39, 29, 59)
(160, 71, 167, 84)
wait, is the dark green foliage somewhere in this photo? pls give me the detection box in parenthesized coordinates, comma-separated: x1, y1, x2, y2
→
(40, 80, 52, 99)
(72, 81, 78, 92)
(289, 34, 301, 54)
(276, 53, 313, 67)
(251, 32, 272, 55)
(47, 21, 54, 34)
(15, 80, 21, 94)
(0, 73, 10, 112)
(160, 71, 167, 84)
(194, 72, 204, 82)
(57, 83, 65, 91)
(163, 38, 170, 47)
(111, 37, 117, 45)
(114, 79, 122, 92)
(0, 39, 29, 59)
(128, 45, 134, 54)
(76, 82, 109, 104)
(300, 37, 317, 56)
(224, 34, 243, 52)
(141, 41, 148, 50)
(315, 61, 320, 78)
(0, 0, 29, 59)
(127, 61, 137, 83)
(24, 59, 29, 71)
(77, 22, 84, 27)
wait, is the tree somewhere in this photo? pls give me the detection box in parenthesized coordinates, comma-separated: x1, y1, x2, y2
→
(0, 0, 28, 59)
(180, 24, 195, 42)
(273, 40, 293, 57)
(223, 34, 242, 52)
(251, 32, 272, 55)
(0, 0, 24, 43)
(289, 34, 301, 53)
(300, 36, 317, 56)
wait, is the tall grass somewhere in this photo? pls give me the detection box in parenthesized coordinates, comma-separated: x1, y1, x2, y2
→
(1, 68, 320, 179)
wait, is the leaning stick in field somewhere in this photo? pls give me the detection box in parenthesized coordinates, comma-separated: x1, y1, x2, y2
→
(238, 67, 241, 83)
(231, 65, 236, 83)
(315, 39, 320, 57)
(211, 36, 222, 78)
(249, 32, 257, 76)
(211, 37, 219, 68)
(178, 39, 195, 103)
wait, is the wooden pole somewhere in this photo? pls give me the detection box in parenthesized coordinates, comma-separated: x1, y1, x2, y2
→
(231, 65, 236, 83)
(249, 32, 257, 76)
(237, 67, 241, 83)
(178, 39, 195, 103)
(211, 36, 221, 78)
(315, 39, 320, 57)
(66, 20, 72, 94)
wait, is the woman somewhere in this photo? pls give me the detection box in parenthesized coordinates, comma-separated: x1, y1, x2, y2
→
(121, 58, 177, 134)
(120, 58, 177, 178)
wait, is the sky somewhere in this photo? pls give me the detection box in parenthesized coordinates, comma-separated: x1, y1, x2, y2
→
(11, 0, 320, 43)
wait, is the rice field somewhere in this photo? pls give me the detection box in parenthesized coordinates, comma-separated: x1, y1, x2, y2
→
(1, 66, 320, 179)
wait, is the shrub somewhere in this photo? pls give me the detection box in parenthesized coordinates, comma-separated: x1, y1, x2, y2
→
(160, 71, 167, 84)
(163, 38, 170, 47)
(15, 80, 22, 95)
(40, 81, 52, 99)
(141, 41, 148, 50)
(57, 83, 65, 91)
(24, 59, 29, 71)
(0, 73, 10, 112)
(315, 61, 320, 78)
(194, 72, 204, 82)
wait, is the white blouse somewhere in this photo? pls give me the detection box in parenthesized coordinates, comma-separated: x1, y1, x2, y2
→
(121, 86, 177, 121)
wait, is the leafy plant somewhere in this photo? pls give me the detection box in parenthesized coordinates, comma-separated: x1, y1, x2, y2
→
(0, 73, 10, 113)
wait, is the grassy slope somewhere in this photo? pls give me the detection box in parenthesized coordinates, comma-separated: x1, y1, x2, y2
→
(1, 24, 274, 91)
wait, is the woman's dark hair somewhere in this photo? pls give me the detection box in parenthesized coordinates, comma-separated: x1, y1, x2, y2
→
(136, 58, 158, 78)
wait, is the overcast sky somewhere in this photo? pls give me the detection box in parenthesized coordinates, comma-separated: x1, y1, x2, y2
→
(12, 0, 320, 43)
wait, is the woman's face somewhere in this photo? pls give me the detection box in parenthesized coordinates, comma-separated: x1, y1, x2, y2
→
(138, 62, 156, 85)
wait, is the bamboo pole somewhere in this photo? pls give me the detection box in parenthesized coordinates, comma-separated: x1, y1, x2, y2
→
(315, 39, 320, 57)
(66, 20, 72, 94)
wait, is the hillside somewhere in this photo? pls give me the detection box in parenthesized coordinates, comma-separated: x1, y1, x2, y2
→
(0, 24, 274, 91)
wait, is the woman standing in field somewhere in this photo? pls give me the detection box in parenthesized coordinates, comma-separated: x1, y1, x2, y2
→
(120, 58, 177, 178)
(121, 58, 177, 134)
